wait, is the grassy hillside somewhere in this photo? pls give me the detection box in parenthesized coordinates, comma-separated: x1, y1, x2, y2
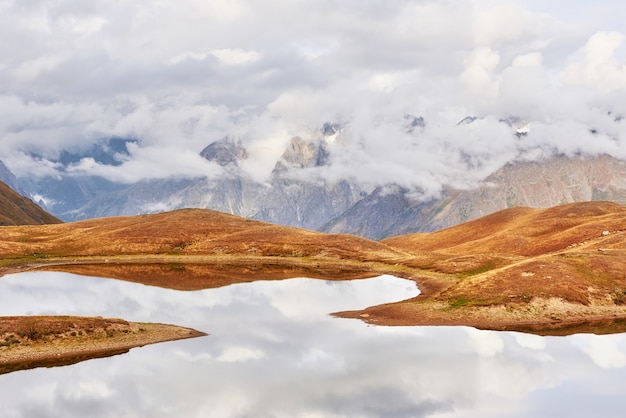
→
(0, 208, 409, 270)
(0, 181, 62, 226)
(3, 201, 626, 334)
(336, 201, 626, 331)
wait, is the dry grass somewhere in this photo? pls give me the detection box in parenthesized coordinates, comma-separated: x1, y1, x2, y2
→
(337, 202, 626, 334)
(0, 316, 131, 345)
(4, 202, 626, 335)
(383, 201, 626, 256)
(0, 208, 408, 262)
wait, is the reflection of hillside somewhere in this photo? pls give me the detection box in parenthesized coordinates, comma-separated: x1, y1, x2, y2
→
(0, 347, 131, 375)
(491, 317, 626, 336)
(39, 262, 381, 291)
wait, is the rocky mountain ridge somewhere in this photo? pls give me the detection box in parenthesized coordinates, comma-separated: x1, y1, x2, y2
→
(64, 135, 364, 231)
(323, 153, 626, 238)
(8, 118, 626, 239)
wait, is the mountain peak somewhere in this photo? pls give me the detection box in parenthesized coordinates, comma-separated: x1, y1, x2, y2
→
(321, 122, 342, 137)
(457, 116, 477, 125)
(404, 114, 425, 132)
(200, 137, 248, 166)
(275, 137, 330, 171)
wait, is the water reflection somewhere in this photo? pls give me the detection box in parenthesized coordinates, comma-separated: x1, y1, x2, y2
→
(1, 272, 626, 417)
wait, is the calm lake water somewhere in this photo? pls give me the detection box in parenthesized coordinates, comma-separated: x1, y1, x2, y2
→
(1, 271, 626, 417)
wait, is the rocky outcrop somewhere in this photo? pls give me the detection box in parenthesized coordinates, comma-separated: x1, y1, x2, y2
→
(274, 137, 330, 170)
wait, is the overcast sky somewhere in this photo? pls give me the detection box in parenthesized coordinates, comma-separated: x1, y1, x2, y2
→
(2, 0, 626, 193)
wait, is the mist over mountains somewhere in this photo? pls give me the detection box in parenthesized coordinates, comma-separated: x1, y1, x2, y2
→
(5, 114, 626, 239)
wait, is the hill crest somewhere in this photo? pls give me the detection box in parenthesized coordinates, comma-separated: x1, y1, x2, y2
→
(382, 201, 626, 257)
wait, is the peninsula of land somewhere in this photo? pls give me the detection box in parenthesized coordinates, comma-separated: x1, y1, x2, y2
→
(0, 316, 206, 375)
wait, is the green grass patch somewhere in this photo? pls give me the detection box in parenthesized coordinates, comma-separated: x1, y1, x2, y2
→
(448, 295, 503, 308)
(457, 261, 497, 278)
(0, 335, 20, 347)
(0, 253, 51, 267)
(449, 297, 470, 308)
(567, 256, 621, 286)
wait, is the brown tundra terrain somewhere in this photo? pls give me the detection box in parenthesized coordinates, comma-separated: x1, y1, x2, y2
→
(3, 200, 626, 372)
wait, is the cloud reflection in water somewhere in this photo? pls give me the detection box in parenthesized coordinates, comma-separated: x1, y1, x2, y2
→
(1, 271, 626, 417)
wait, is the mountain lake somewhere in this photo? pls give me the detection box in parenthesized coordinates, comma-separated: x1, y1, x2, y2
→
(1, 271, 626, 417)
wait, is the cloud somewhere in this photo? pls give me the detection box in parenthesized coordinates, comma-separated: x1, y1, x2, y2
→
(460, 47, 501, 99)
(169, 48, 261, 66)
(514, 332, 547, 350)
(466, 328, 504, 357)
(0, 1, 626, 195)
(210, 48, 261, 66)
(574, 334, 626, 369)
(5, 271, 623, 418)
(217, 347, 265, 363)
(64, 144, 225, 183)
(563, 31, 626, 90)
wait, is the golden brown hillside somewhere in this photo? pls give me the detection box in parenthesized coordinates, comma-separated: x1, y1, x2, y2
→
(2, 208, 405, 258)
(4, 202, 626, 335)
(338, 201, 626, 333)
(0, 208, 409, 275)
(382, 201, 626, 257)
(0, 181, 62, 226)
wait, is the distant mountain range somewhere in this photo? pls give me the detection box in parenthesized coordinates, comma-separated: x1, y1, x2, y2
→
(7, 119, 626, 238)
(322, 153, 626, 238)
(17, 138, 133, 215)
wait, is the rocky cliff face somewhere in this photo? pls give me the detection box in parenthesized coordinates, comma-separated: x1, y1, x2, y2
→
(275, 136, 330, 170)
(319, 186, 436, 239)
(49, 146, 626, 238)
